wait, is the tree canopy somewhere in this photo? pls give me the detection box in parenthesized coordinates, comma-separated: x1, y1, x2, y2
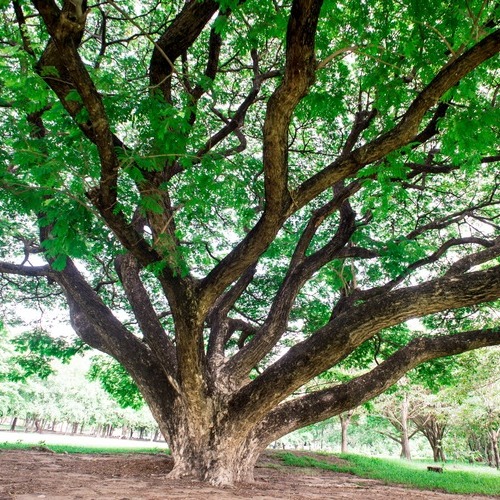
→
(0, 0, 499, 486)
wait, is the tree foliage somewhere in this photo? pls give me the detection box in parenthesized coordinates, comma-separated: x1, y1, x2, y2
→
(87, 355, 144, 410)
(0, 0, 499, 485)
(7, 328, 87, 380)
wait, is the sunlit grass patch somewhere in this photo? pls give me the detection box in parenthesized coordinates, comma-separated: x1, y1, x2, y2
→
(279, 452, 500, 496)
(0, 440, 170, 455)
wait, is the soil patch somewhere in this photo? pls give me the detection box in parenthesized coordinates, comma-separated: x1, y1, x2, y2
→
(0, 449, 493, 499)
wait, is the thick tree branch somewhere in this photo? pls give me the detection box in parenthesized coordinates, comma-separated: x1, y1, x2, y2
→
(0, 261, 51, 277)
(256, 326, 500, 443)
(198, 0, 324, 313)
(263, 0, 323, 213)
(30, 0, 60, 29)
(445, 237, 500, 275)
(115, 253, 178, 378)
(53, 258, 180, 400)
(31, 2, 162, 271)
(230, 265, 500, 422)
(149, 0, 219, 101)
(65, 288, 181, 415)
(13, 1, 35, 56)
(345, 236, 499, 306)
(206, 264, 257, 367)
(188, 18, 224, 103)
(223, 185, 358, 383)
(54, 259, 147, 355)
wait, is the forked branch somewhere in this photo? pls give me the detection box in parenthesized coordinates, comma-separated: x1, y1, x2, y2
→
(199, 0, 325, 312)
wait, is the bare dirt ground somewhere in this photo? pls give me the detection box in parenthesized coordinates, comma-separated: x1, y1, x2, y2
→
(0, 449, 495, 500)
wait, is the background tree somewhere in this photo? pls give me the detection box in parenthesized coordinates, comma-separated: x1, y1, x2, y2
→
(0, 322, 28, 430)
(0, 0, 499, 486)
(369, 385, 422, 460)
(411, 394, 449, 462)
(445, 348, 500, 467)
(0, 339, 161, 439)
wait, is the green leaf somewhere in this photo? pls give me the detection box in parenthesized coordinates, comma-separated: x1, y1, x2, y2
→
(51, 254, 67, 271)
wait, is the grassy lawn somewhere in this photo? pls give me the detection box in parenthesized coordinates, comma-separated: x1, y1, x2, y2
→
(0, 429, 170, 454)
(279, 452, 500, 496)
(0, 434, 170, 454)
(0, 440, 169, 455)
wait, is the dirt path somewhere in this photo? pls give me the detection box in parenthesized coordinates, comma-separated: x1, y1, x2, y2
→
(0, 449, 494, 499)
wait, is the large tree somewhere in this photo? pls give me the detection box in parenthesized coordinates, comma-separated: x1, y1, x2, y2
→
(0, 0, 499, 485)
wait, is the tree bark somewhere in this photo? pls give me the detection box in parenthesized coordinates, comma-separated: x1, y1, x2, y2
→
(339, 411, 353, 454)
(400, 395, 412, 460)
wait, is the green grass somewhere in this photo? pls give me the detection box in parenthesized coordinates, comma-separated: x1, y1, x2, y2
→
(279, 452, 500, 496)
(0, 440, 170, 455)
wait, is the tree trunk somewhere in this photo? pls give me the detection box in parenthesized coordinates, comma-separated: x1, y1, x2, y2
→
(433, 445, 446, 462)
(168, 441, 260, 485)
(43, 200, 500, 486)
(162, 417, 255, 483)
(156, 405, 260, 485)
(486, 441, 494, 467)
(339, 411, 353, 454)
(401, 434, 412, 460)
(490, 429, 499, 469)
(10, 417, 17, 431)
(400, 396, 412, 460)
